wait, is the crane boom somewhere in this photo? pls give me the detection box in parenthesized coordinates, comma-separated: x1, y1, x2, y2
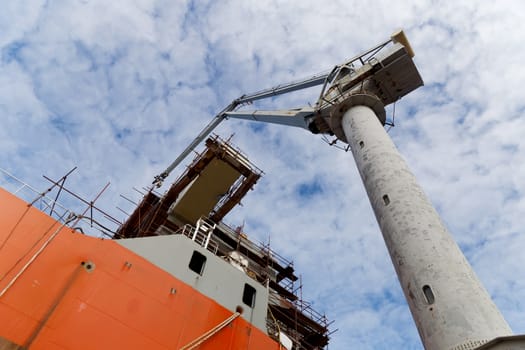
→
(152, 36, 408, 186)
(235, 73, 328, 104)
(152, 72, 330, 186)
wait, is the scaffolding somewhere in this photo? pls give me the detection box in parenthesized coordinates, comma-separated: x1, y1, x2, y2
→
(115, 135, 332, 349)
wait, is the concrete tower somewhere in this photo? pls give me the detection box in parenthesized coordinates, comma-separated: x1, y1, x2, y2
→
(339, 101, 511, 349)
(314, 31, 522, 350)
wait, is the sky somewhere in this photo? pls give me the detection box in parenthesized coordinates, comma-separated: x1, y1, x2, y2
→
(2, 1, 525, 349)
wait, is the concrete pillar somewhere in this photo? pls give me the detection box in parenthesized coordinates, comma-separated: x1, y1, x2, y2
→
(341, 104, 512, 350)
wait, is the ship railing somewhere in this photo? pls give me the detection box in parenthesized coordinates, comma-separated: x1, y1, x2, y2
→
(217, 221, 295, 273)
(266, 318, 298, 343)
(176, 220, 219, 255)
(209, 136, 264, 216)
(294, 298, 330, 330)
(0, 168, 71, 223)
(268, 291, 329, 332)
(211, 175, 244, 214)
(169, 134, 263, 192)
(268, 302, 331, 350)
(0, 168, 122, 238)
(266, 316, 311, 350)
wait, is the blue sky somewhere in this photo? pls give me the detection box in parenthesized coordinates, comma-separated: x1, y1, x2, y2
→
(2, 1, 525, 349)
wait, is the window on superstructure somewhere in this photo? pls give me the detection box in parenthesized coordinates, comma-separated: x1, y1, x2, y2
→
(242, 283, 256, 308)
(189, 251, 206, 275)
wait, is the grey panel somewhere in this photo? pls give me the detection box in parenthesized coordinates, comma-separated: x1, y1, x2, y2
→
(118, 234, 269, 333)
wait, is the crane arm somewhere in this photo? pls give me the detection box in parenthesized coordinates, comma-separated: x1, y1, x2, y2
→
(152, 102, 238, 187)
(224, 108, 315, 129)
(152, 73, 329, 186)
(235, 73, 328, 104)
(152, 30, 416, 189)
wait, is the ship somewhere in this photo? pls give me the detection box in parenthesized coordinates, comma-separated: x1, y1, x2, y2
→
(0, 134, 332, 349)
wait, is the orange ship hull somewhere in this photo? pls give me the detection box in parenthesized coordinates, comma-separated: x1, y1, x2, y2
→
(0, 188, 280, 349)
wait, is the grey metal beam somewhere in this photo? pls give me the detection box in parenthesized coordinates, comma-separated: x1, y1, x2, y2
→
(152, 101, 240, 187)
(236, 75, 328, 104)
(225, 108, 315, 129)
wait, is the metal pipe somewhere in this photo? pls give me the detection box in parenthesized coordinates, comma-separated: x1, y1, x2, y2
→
(236, 73, 328, 104)
(153, 114, 226, 187)
(340, 104, 512, 350)
(153, 72, 333, 186)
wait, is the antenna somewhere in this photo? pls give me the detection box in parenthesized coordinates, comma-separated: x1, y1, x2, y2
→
(158, 30, 524, 349)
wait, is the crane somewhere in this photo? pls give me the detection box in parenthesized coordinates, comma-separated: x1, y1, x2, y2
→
(154, 30, 524, 350)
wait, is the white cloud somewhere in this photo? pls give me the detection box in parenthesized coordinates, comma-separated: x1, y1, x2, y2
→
(2, 1, 525, 349)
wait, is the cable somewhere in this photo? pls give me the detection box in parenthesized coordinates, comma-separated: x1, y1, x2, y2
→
(179, 312, 241, 350)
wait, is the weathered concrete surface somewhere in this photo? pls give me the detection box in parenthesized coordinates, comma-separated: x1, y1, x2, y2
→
(341, 104, 512, 350)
